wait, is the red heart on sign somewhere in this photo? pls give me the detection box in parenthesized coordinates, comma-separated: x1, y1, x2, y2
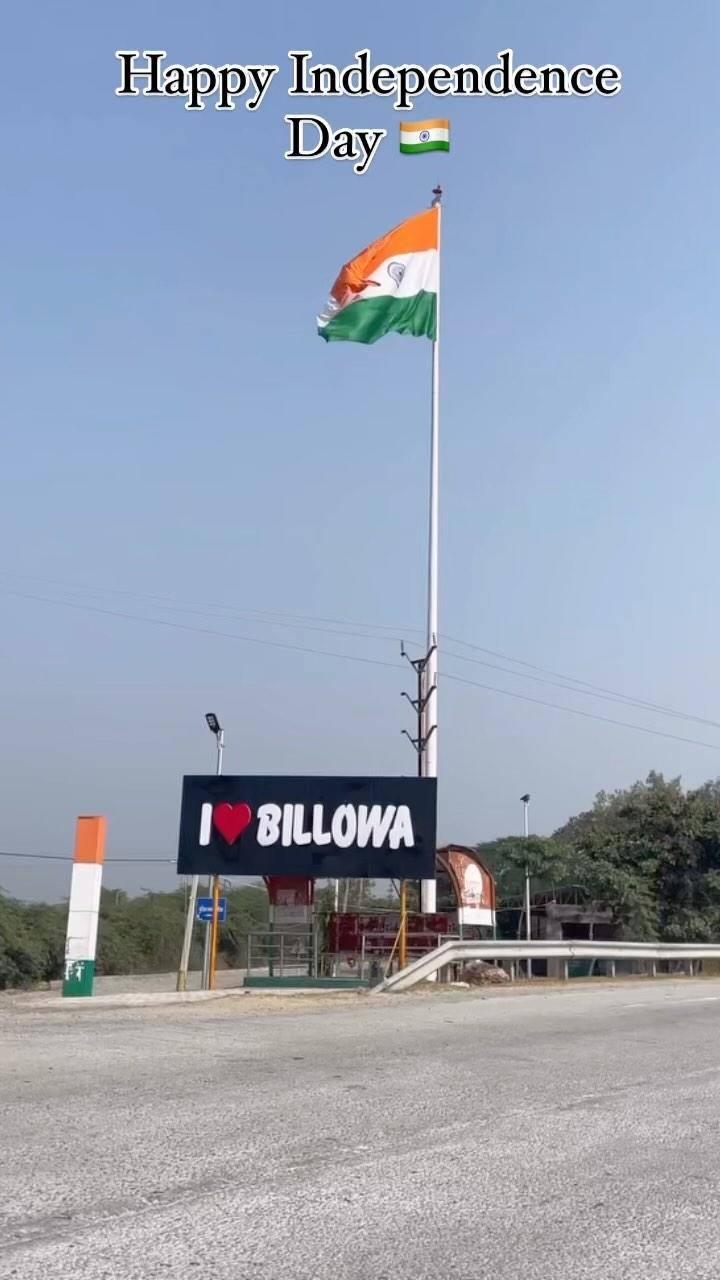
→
(212, 803, 253, 845)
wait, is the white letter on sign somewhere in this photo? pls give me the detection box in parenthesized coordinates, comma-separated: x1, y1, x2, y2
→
(331, 804, 357, 848)
(389, 805, 414, 848)
(311, 804, 332, 845)
(199, 803, 213, 846)
(282, 803, 294, 847)
(292, 804, 312, 845)
(257, 804, 281, 845)
(356, 804, 395, 849)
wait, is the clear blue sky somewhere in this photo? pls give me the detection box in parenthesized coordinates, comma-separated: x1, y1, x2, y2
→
(2, 1, 719, 899)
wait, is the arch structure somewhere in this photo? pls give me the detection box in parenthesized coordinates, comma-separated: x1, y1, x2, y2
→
(436, 844, 496, 929)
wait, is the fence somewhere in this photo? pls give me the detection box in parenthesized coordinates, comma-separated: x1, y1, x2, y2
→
(243, 927, 460, 982)
(351, 931, 461, 982)
(245, 929, 318, 979)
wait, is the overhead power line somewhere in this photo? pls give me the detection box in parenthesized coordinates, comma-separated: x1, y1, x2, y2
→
(0, 570, 418, 639)
(1, 589, 408, 673)
(4, 580, 720, 753)
(2, 570, 715, 731)
(109, 858, 176, 864)
(0, 851, 71, 861)
(441, 645, 720, 732)
(0, 851, 175, 863)
(2, 569, 717, 723)
(442, 671, 720, 753)
(442, 633, 719, 729)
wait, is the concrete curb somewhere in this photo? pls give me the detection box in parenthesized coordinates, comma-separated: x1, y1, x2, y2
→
(242, 987, 365, 998)
(15, 987, 366, 1011)
(16, 990, 248, 1011)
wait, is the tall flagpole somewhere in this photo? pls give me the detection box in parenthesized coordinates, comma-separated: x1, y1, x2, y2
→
(421, 185, 442, 916)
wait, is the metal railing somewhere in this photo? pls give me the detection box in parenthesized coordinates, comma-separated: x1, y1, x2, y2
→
(373, 939, 720, 993)
(245, 929, 318, 979)
(353, 930, 461, 981)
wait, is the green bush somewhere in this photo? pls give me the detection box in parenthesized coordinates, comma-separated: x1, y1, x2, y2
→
(0, 883, 273, 988)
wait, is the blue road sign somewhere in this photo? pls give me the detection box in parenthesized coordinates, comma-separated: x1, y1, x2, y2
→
(196, 896, 227, 924)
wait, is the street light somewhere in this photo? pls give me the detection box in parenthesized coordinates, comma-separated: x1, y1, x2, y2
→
(521, 794, 530, 838)
(205, 712, 224, 776)
(176, 713, 226, 993)
(521, 794, 532, 978)
(202, 713, 225, 988)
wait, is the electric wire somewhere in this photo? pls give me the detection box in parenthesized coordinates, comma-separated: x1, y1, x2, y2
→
(442, 670, 720, 753)
(1, 572, 713, 730)
(3, 583, 720, 754)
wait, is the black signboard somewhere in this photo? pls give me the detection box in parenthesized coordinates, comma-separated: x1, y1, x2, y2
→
(177, 775, 437, 878)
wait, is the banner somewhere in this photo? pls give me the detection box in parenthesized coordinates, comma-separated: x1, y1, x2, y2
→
(437, 846, 495, 926)
(177, 776, 437, 878)
(265, 876, 314, 928)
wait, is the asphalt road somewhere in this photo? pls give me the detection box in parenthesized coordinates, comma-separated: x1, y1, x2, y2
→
(2, 980, 720, 1279)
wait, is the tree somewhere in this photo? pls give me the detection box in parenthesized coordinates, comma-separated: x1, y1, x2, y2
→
(0, 892, 57, 988)
(217, 885, 270, 968)
(477, 836, 571, 901)
(554, 773, 720, 939)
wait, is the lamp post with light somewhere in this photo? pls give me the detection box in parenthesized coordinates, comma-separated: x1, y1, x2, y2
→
(521, 793, 532, 978)
(202, 714, 224, 989)
(176, 714, 225, 992)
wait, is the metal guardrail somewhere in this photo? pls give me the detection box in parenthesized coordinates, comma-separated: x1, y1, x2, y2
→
(373, 939, 720, 993)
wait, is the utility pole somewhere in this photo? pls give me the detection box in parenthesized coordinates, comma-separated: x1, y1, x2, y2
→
(401, 642, 437, 780)
(521, 793, 532, 979)
(399, 643, 437, 969)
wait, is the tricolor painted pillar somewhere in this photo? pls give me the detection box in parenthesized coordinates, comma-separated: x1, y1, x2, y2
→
(63, 816, 107, 997)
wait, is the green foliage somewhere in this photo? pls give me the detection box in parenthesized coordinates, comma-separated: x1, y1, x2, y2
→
(0, 882, 272, 989)
(0, 894, 51, 988)
(22, 902, 67, 982)
(95, 884, 271, 975)
(217, 885, 269, 968)
(477, 836, 571, 899)
(479, 772, 720, 942)
(554, 772, 720, 940)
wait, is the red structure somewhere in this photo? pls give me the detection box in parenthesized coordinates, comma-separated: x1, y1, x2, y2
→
(263, 849, 496, 970)
(327, 847, 497, 962)
(264, 876, 314, 928)
(329, 912, 451, 956)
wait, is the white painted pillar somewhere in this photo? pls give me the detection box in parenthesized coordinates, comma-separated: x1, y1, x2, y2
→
(63, 816, 107, 997)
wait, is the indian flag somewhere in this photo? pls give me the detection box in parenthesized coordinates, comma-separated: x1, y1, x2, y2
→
(399, 119, 450, 155)
(317, 207, 438, 345)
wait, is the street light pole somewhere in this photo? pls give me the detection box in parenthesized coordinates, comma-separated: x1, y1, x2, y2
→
(521, 793, 531, 978)
(202, 715, 224, 990)
(176, 714, 226, 993)
(214, 726, 225, 777)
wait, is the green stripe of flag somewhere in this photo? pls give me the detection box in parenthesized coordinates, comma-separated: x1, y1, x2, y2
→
(319, 291, 437, 344)
(399, 140, 450, 155)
